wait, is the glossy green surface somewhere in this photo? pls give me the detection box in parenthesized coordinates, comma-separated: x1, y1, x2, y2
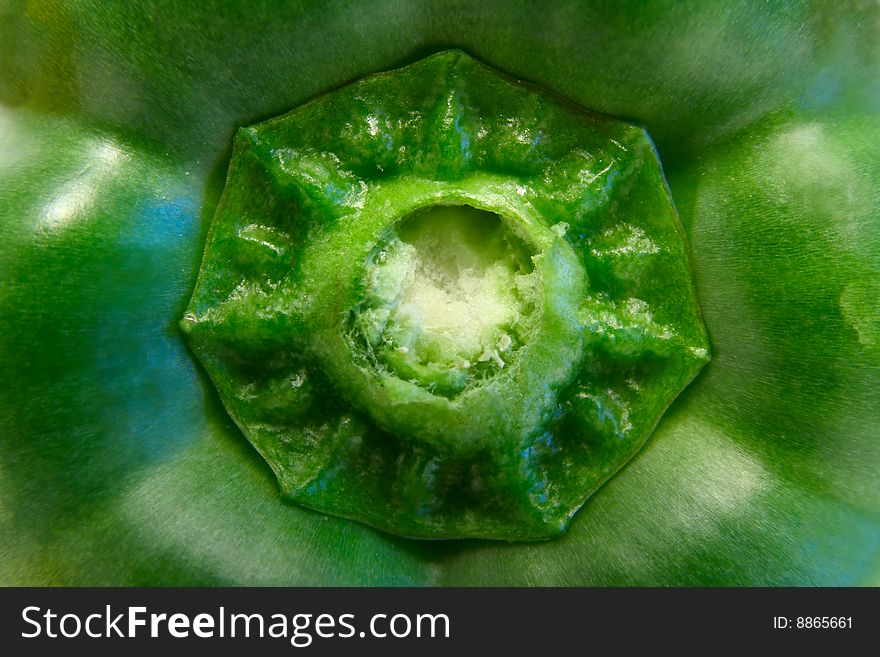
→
(1, 1, 878, 583)
(181, 51, 708, 540)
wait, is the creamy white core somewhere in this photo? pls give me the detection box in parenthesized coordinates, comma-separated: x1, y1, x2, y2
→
(354, 205, 539, 395)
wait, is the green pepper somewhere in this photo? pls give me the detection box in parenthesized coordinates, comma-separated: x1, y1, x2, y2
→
(1, 1, 878, 584)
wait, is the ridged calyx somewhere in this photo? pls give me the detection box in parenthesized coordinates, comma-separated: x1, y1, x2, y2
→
(182, 51, 709, 540)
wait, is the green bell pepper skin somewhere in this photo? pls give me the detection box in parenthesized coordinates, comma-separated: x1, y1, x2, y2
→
(1, 1, 878, 584)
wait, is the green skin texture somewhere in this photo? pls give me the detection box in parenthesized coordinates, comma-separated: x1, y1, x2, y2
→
(181, 51, 709, 540)
(0, 0, 878, 582)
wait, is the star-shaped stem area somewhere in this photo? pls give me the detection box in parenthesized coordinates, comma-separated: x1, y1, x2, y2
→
(181, 51, 709, 540)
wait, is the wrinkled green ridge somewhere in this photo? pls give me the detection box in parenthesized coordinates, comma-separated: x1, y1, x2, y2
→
(1, 1, 878, 583)
(180, 51, 708, 540)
